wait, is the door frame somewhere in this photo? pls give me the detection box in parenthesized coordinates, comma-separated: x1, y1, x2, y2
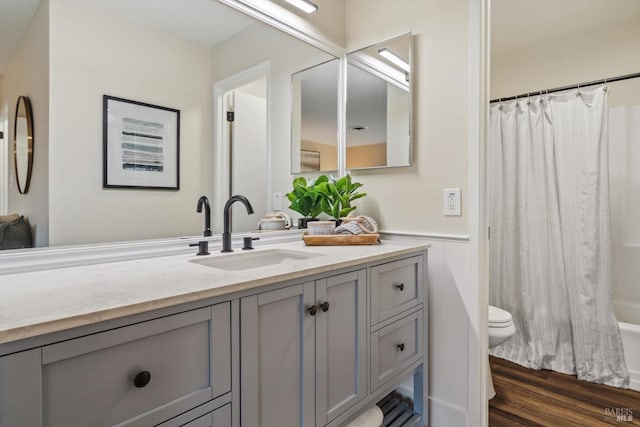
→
(0, 104, 8, 215)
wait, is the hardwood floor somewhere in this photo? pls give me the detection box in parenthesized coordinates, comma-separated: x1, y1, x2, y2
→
(489, 356, 640, 426)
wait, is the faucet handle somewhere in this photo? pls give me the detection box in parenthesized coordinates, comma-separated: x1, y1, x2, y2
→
(242, 237, 259, 250)
(190, 241, 210, 256)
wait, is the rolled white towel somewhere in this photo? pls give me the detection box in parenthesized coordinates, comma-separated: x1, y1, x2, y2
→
(346, 406, 384, 427)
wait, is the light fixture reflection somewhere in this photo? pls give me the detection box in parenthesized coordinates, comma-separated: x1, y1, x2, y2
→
(378, 48, 410, 73)
(284, 0, 318, 14)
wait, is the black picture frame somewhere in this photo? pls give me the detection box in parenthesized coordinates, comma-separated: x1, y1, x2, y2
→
(103, 95, 180, 190)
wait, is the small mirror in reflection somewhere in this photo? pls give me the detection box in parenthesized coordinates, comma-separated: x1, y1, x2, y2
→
(346, 32, 411, 170)
(14, 96, 34, 194)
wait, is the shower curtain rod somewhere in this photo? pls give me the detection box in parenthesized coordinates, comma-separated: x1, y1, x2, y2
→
(489, 71, 640, 103)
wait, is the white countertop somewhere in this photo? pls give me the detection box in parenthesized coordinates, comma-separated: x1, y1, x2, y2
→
(0, 239, 428, 345)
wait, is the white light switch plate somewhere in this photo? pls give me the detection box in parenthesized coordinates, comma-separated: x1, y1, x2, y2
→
(443, 188, 461, 216)
(272, 192, 282, 211)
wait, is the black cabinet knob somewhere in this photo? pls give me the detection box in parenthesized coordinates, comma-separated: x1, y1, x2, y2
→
(397, 343, 405, 352)
(133, 370, 151, 388)
(320, 301, 330, 312)
(394, 282, 405, 291)
(307, 305, 318, 316)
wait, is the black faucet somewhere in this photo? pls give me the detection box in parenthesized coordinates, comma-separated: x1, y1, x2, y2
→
(222, 195, 254, 252)
(197, 195, 212, 237)
(190, 195, 212, 255)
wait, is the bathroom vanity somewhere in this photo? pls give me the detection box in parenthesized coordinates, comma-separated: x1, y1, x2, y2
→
(0, 240, 428, 426)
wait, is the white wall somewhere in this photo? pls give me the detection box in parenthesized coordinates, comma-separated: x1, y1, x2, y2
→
(425, 238, 472, 426)
(610, 105, 640, 324)
(491, 16, 640, 324)
(345, 0, 469, 237)
(48, 0, 215, 245)
(0, 0, 49, 247)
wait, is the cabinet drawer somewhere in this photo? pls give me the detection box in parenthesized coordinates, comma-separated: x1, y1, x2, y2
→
(370, 310, 423, 391)
(370, 256, 422, 324)
(41, 303, 231, 427)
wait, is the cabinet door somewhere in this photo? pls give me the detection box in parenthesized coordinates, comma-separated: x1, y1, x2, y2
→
(0, 348, 42, 426)
(315, 269, 367, 426)
(241, 283, 315, 427)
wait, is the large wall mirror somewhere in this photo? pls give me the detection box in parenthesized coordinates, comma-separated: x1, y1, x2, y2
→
(14, 96, 34, 194)
(0, 0, 336, 249)
(346, 33, 412, 169)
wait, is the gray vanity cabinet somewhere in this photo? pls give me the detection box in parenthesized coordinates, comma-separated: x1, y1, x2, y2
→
(0, 348, 42, 426)
(240, 282, 316, 427)
(314, 270, 367, 426)
(240, 269, 367, 427)
(0, 249, 427, 427)
(0, 303, 231, 427)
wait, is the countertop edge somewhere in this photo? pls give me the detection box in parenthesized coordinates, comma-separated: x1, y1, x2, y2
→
(0, 243, 429, 345)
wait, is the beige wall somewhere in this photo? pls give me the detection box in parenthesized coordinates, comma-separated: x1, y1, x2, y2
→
(48, 0, 215, 245)
(0, 0, 49, 247)
(346, 143, 386, 169)
(345, 0, 469, 235)
(301, 140, 337, 171)
(491, 18, 640, 102)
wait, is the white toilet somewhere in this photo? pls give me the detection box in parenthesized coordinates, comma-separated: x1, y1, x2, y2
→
(487, 305, 516, 399)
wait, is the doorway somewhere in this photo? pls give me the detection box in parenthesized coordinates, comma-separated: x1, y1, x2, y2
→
(213, 62, 270, 233)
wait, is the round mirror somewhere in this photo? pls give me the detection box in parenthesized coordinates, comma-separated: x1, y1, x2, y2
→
(14, 96, 34, 194)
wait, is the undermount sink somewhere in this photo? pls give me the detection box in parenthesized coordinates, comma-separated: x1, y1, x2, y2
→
(190, 249, 321, 271)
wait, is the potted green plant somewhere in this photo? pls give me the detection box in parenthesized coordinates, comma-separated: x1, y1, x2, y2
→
(285, 176, 328, 229)
(314, 174, 366, 223)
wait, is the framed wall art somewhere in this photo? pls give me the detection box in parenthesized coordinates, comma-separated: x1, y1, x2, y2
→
(300, 149, 320, 171)
(103, 95, 180, 190)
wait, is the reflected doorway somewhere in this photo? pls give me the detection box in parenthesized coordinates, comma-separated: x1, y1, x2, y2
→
(0, 105, 8, 215)
(223, 79, 267, 232)
(214, 62, 270, 234)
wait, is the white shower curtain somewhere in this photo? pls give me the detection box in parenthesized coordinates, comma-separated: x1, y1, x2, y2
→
(489, 86, 629, 388)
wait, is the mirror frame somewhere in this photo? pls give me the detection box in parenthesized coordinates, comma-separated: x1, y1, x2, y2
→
(13, 96, 34, 194)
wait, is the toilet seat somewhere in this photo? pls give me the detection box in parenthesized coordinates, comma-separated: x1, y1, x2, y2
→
(489, 305, 513, 328)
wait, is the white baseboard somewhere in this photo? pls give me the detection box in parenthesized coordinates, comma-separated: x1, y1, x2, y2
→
(428, 397, 467, 427)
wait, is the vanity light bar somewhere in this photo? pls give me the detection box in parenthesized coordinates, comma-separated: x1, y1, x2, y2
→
(378, 48, 410, 73)
(284, 0, 318, 14)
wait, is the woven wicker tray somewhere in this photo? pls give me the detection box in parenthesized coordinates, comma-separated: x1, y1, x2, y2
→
(302, 233, 380, 246)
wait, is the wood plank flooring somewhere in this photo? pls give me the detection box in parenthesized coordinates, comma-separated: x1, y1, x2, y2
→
(489, 356, 640, 426)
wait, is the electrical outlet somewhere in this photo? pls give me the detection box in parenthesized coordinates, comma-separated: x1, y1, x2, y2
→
(443, 188, 461, 216)
(272, 192, 282, 211)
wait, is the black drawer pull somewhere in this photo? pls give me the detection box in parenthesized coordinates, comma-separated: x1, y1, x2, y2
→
(394, 282, 405, 291)
(397, 343, 405, 352)
(320, 301, 330, 312)
(307, 304, 318, 316)
(133, 370, 151, 388)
